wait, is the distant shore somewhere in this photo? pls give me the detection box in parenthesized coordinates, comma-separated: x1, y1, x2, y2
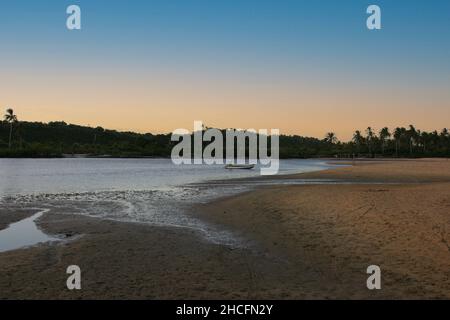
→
(0, 154, 443, 160)
(0, 159, 449, 299)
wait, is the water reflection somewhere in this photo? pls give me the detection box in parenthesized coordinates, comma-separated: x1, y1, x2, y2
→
(0, 209, 57, 253)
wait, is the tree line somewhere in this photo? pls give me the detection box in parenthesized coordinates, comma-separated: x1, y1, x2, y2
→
(2, 109, 450, 158)
(340, 125, 450, 157)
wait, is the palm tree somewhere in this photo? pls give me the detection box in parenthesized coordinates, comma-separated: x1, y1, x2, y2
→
(431, 130, 439, 149)
(4, 108, 18, 149)
(366, 127, 375, 156)
(379, 127, 391, 155)
(352, 130, 364, 155)
(407, 125, 418, 156)
(440, 128, 449, 143)
(393, 127, 402, 157)
(325, 132, 338, 144)
(420, 131, 429, 153)
(440, 128, 449, 150)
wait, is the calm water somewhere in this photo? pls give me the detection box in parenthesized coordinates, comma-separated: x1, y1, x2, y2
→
(0, 158, 334, 249)
(0, 158, 331, 196)
(0, 209, 57, 252)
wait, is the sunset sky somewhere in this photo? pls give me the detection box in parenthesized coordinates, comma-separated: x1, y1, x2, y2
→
(1, 0, 450, 140)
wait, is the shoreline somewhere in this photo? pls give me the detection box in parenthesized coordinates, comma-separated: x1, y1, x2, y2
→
(0, 209, 38, 231)
(0, 159, 449, 299)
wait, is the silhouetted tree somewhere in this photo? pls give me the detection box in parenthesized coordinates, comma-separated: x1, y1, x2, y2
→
(379, 127, 390, 155)
(325, 132, 338, 144)
(352, 130, 364, 155)
(393, 127, 403, 156)
(4, 108, 18, 149)
(366, 127, 375, 156)
(407, 125, 418, 156)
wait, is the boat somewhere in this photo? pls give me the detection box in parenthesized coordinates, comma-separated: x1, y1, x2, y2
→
(225, 164, 255, 170)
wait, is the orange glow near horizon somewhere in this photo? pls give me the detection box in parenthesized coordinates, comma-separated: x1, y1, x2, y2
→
(2, 67, 450, 141)
(2, 1, 450, 142)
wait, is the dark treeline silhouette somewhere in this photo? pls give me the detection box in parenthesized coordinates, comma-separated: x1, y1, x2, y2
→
(0, 120, 172, 158)
(347, 125, 450, 158)
(1, 117, 450, 158)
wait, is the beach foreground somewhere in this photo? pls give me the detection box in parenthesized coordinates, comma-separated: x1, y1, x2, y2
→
(0, 159, 449, 299)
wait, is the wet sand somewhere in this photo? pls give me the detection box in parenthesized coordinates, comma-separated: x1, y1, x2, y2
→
(0, 159, 449, 299)
(194, 159, 450, 299)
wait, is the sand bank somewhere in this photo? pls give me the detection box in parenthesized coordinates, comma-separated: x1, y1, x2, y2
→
(0, 159, 449, 299)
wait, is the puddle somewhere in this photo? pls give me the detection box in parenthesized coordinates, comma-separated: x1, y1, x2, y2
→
(0, 209, 58, 253)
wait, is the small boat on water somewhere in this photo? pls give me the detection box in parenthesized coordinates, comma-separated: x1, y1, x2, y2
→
(225, 164, 255, 170)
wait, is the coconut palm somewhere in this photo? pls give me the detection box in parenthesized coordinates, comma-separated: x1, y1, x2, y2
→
(393, 127, 403, 156)
(440, 128, 449, 143)
(4, 108, 18, 149)
(379, 127, 391, 155)
(352, 130, 364, 155)
(325, 132, 338, 144)
(419, 131, 429, 153)
(366, 127, 375, 156)
(407, 125, 418, 156)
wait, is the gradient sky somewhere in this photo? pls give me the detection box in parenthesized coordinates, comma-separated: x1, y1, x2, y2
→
(1, 0, 450, 140)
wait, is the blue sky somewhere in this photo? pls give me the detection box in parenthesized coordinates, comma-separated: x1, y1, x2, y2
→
(1, 0, 450, 139)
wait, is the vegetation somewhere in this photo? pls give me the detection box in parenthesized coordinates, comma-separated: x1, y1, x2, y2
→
(4, 108, 18, 149)
(2, 109, 450, 158)
(1, 110, 172, 158)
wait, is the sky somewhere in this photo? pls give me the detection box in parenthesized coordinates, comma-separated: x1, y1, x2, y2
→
(1, 0, 450, 140)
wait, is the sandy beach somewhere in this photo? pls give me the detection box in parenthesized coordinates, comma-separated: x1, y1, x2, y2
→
(0, 159, 449, 299)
